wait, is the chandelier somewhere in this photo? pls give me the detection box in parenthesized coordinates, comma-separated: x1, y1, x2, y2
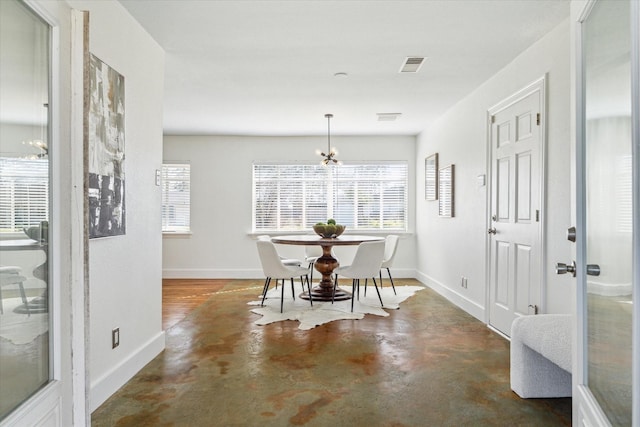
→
(22, 139, 48, 159)
(317, 113, 341, 166)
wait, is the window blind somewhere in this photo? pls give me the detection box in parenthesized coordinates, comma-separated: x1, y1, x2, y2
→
(0, 158, 49, 233)
(162, 162, 191, 233)
(253, 161, 408, 232)
(616, 154, 632, 233)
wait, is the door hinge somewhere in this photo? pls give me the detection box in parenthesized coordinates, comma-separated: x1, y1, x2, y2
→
(535, 209, 540, 222)
(490, 115, 495, 124)
(536, 113, 541, 126)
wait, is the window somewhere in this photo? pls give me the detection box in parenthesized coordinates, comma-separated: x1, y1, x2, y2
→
(0, 158, 49, 233)
(162, 162, 191, 233)
(0, 0, 51, 419)
(253, 161, 408, 232)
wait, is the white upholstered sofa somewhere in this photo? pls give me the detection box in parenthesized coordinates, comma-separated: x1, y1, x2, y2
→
(510, 314, 572, 398)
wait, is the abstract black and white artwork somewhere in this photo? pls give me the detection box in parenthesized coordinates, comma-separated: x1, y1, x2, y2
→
(88, 54, 125, 238)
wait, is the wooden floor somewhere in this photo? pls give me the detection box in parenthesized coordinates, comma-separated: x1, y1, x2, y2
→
(162, 279, 231, 329)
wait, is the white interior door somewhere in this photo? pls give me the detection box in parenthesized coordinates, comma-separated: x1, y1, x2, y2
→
(487, 81, 544, 336)
(574, 0, 638, 425)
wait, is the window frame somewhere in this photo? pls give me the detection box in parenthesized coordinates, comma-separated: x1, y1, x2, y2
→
(252, 160, 409, 233)
(161, 162, 191, 234)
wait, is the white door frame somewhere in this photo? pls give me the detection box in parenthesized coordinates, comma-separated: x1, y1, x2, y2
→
(573, 3, 605, 423)
(485, 76, 547, 327)
(573, 0, 640, 424)
(633, 2, 640, 423)
(0, 2, 89, 426)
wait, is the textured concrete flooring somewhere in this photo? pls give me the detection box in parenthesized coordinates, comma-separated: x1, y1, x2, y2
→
(91, 279, 571, 426)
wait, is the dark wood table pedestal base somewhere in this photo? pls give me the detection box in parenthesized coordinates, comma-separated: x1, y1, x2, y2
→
(301, 287, 351, 302)
(299, 247, 351, 301)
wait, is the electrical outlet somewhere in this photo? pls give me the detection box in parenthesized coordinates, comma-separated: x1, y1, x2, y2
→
(112, 328, 120, 349)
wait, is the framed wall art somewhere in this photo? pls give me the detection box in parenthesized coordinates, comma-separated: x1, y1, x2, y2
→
(88, 54, 126, 238)
(425, 153, 438, 200)
(438, 164, 454, 217)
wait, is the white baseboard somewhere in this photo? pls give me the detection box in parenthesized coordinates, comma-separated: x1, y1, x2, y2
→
(90, 331, 165, 412)
(162, 268, 264, 279)
(162, 268, 417, 280)
(379, 268, 415, 280)
(415, 271, 485, 322)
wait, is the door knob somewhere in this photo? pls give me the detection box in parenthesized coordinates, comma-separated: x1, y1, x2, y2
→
(556, 261, 576, 277)
(586, 264, 601, 276)
(487, 227, 497, 235)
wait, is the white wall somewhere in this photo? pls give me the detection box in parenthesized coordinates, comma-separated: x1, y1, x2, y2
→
(415, 19, 573, 320)
(163, 135, 417, 278)
(67, 0, 166, 412)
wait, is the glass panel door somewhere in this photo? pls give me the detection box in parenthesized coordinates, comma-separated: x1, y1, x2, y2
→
(583, 0, 633, 424)
(0, 0, 51, 420)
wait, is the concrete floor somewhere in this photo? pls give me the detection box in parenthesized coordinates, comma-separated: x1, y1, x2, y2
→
(91, 279, 571, 426)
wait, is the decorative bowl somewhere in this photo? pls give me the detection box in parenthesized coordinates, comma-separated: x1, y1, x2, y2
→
(313, 224, 345, 238)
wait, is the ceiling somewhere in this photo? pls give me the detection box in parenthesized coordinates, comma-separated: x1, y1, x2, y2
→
(118, 0, 569, 136)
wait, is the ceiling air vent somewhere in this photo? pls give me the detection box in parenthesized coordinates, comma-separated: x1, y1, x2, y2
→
(377, 113, 402, 122)
(399, 57, 426, 73)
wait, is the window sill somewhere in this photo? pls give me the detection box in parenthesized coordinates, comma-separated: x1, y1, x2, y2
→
(162, 231, 193, 238)
(0, 232, 30, 241)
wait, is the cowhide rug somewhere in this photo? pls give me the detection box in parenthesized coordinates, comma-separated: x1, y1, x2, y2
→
(248, 284, 424, 330)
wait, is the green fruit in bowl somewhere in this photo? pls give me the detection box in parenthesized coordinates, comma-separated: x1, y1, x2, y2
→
(312, 222, 345, 237)
(313, 224, 326, 234)
(327, 218, 336, 225)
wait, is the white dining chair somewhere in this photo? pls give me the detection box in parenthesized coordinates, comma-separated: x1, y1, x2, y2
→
(256, 239, 313, 313)
(257, 235, 303, 266)
(379, 234, 399, 295)
(257, 235, 305, 292)
(304, 245, 322, 275)
(0, 266, 30, 316)
(333, 240, 385, 312)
